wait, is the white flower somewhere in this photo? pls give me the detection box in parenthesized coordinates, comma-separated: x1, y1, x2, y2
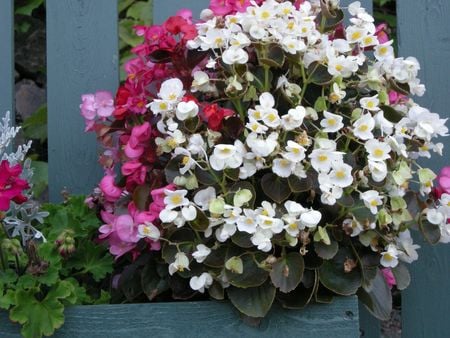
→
(353, 114, 375, 140)
(299, 210, 322, 228)
(169, 252, 190, 275)
(176, 101, 199, 121)
(310, 148, 343, 173)
(191, 71, 210, 92)
(320, 111, 344, 133)
(189, 272, 213, 293)
(329, 83, 346, 104)
(192, 244, 212, 263)
(360, 95, 380, 111)
(374, 40, 394, 61)
(407, 106, 448, 141)
(283, 141, 306, 163)
(209, 143, 243, 170)
(368, 160, 388, 182)
(251, 228, 273, 252)
(222, 47, 249, 65)
(257, 215, 284, 234)
(187, 134, 206, 157)
(426, 208, 445, 225)
(174, 147, 196, 175)
(281, 36, 306, 54)
(360, 190, 383, 214)
(236, 209, 258, 234)
(365, 139, 392, 161)
(329, 163, 354, 188)
(328, 55, 359, 78)
(246, 118, 268, 134)
(246, 132, 278, 157)
(396, 230, 420, 263)
(181, 205, 197, 221)
(380, 244, 399, 268)
(137, 222, 161, 240)
(159, 208, 178, 223)
(194, 187, 216, 210)
(215, 223, 237, 242)
(164, 189, 189, 210)
(159, 78, 185, 103)
(374, 111, 394, 136)
(281, 106, 306, 130)
(346, 25, 368, 43)
(272, 158, 295, 178)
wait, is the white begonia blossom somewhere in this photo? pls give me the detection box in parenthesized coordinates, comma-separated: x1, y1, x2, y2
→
(237, 209, 258, 234)
(426, 208, 445, 225)
(374, 40, 394, 61)
(176, 101, 199, 121)
(320, 111, 344, 133)
(192, 244, 212, 263)
(189, 272, 213, 293)
(187, 134, 206, 157)
(209, 142, 244, 171)
(299, 210, 322, 228)
(194, 187, 216, 210)
(174, 147, 196, 175)
(246, 132, 278, 157)
(328, 55, 359, 78)
(368, 160, 388, 182)
(374, 111, 394, 136)
(329, 163, 354, 188)
(222, 47, 249, 65)
(380, 244, 399, 268)
(360, 35, 379, 48)
(181, 205, 197, 221)
(164, 189, 189, 210)
(191, 71, 211, 92)
(251, 228, 273, 252)
(281, 36, 306, 54)
(310, 148, 343, 173)
(272, 158, 295, 178)
(281, 106, 306, 130)
(407, 106, 448, 141)
(246, 118, 269, 134)
(360, 190, 383, 214)
(360, 95, 380, 111)
(353, 114, 375, 140)
(257, 215, 284, 234)
(283, 141, 306, 163)
(365, 139, 392, 161)
(396, 230, 420, 263)
(169, 252, 190, 275)
(329, 83, 346, 104)
(137, 222, 161, 240)
(215, 222, 237, 242)
(159, 78, 185, 103)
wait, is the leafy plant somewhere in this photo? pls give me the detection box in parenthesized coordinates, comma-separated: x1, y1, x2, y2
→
(0, 196, 113, 338)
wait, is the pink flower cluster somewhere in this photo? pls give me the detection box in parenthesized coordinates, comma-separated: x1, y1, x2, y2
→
(209, 0, 263, 16)
(0, 160, 29, 211)
(434, 166, 450, 199)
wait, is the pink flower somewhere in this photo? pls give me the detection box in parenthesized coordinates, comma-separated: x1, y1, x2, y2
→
(0, 160, 29, 211)
(381, 268, 396, 289)
(388, 91, 407, 105)
(94, 91, 115, 117)
(434, 166, 450, 198)
(375, 23, 389, 44)
(99, 175, 123, 202)
(124, 122, 151, 160)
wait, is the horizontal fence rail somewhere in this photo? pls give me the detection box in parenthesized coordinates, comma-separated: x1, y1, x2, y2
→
(1, 0, 450, 337)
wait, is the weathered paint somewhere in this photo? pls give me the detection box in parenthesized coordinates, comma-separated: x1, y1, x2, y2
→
(397, 1, 450, 337)
(0, 0, 14, 117)
(153, 0, 210, 24)
(0, 297, 359, 337)
(46, 0, 119, 201)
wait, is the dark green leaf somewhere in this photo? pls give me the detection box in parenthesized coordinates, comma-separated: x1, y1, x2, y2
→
(277, 270, 317, 309)
(288, 175, 312, 193)
(315, 240, 339, 260)
(189, 207, 209, 231)
(141, 262, 170, 300)
(389, 79, 410, 96)
(208, 281, 224, 300)
(379, 105, 404, 123)
(270, 252, 304, 293)
(15, 0, 44, 15)
(119, 19, 144, 47)
(315, 9, 344, 32)
(227, 281, 276, 318)
(419, 216, 441, 244)
(392, 263, 411, 290)
(133, 184, 150, 211)
(22, 105, 47, 142)
(30, 161, 48, 198)
(357, 269, 392, 320)
(261, 173, 291, 204)
(260, 45, 285, 68)
(307, 62, 334, 85)
(226, 253, 269, 288)
(319, 247, 361, 296)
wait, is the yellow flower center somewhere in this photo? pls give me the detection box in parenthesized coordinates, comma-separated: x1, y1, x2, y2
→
(181, 156, 190, 165)
(170, 195, 183, 205)
(327, 118, 336, 126)
(335, 64, 344, 72)
(379, 46, 388, 55)
(370, 200, 379, 207)
(318, 154, 328, 162)
(374, 148, 384, 157)
(167, 138, 177, 148)
(351, 31, 362, 41)
(335, 170, 346, 179)
(366, 101, 375, 108)
(358, 124, 369, 132)
(159, 102, 168, 110)
(261, 11, 270, 19)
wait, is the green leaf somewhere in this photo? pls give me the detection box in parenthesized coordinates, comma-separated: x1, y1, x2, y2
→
(357, 269, 392, 321)
(315, 9, 344, 32)
(227, 281, 276, 318)
(141, 262, 170, 300)
(419, 216, 441, 244)
(22, 105, 47, 142)
(261, 173, 291, 204)
(119, 19, 144, 47)
(260, 45, 285, 68)
(126, 1, 153, 22)
(379, 105, 404, 123)
(64, 241, 113, 281)
(10, 281, 74, 338)
(319, 247, 362, 296)
(189, 207, 209, 231)
(314, 226, 331, 245)
(270, 252, 304, 293)
(392, 263, 411, 290)
(308, 62, 334, 85)
(225, 253, 269, 288)
(118, 0, 136, 12)
(15, 0, 44, 15)
(29, 161, 48, 198)
(0, 289, 16, 310)
(288, 175, 312, 193)
(225, 256, 244, 274)
(276, 270, 317, 309)
(315, 240, 339, 259)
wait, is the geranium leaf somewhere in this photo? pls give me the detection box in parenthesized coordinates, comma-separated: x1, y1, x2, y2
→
(227, 281, 276, 318)
(270, 252, 304, 293)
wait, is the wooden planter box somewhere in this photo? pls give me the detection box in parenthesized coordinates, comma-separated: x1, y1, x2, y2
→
(0, 297, 359, 337)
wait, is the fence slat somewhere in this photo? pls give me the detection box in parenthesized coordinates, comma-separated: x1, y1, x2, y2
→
(0, 0, 14, 116)
(153, 0, 210, 24)
(397, 1, 450, 337)
(46, 0, 119, 201)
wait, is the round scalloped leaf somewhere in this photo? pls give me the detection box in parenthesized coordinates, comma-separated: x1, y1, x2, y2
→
(315, 240, 339, 260)
(270, 252, 304, 293)
(225, 253, 269, 288)
(261, 173, 291, 204)
(318, 247, 362, 296)
(227, 281, 276, 318)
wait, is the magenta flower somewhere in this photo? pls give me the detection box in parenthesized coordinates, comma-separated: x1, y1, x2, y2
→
(124, 122, 151, 160)
(0, 160, 29, 211)
(434, 166, 450, 198)
(99, 175, 123, 202)
(381, 268, 396, 289)
(94, 91, 115, 117)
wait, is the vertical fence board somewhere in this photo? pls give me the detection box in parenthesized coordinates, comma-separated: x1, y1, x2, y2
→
(397, 1, 450, 337)
(0, 0, 14, 117)
(153, 0, 210, 24)
(46, 0, 118, 201)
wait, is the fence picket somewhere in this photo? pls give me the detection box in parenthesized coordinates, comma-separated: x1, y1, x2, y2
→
(153, 0, 210, 24)
(46, 0, 119, 201)
(0, 0, 14, 117)
(397, 1, 450, 337)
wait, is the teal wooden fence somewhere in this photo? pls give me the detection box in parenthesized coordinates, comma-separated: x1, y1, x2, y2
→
(1, 0, 450, 337)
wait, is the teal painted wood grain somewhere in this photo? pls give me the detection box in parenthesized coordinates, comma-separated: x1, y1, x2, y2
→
(0, 298, 359, 337)
(46, 0, 119, 201)
(0, 0, 14, 116)
(397, 1, 450, 337)
(153, 0, 210, 24)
